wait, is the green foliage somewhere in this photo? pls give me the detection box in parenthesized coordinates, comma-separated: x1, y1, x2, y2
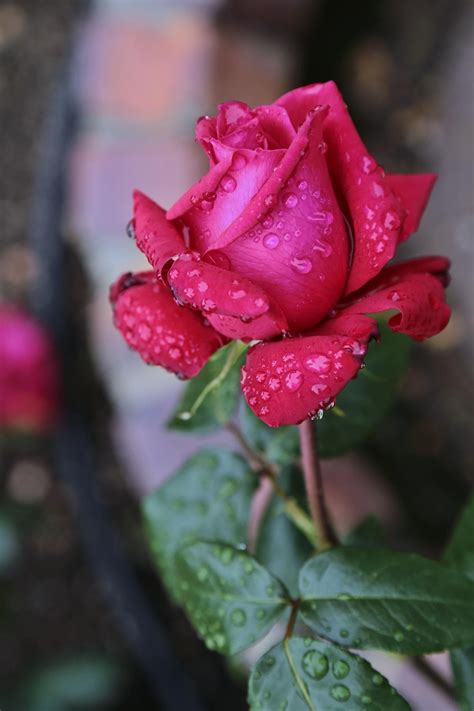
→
(443, 494, 474, 709)
(240, 404, 299, 466)
(168, 342, 247, 432)
(255, 465, 313, 596)
(12, 656, 122, 711)
(176, 541, 289, 654)
(317, 323, 411, 457)
(142, 449, 256, 601)
(299, 547, 474, 654)
(248, 637, 411, 710)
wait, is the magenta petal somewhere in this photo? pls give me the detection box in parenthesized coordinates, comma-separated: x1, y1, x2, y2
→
(133, 191, 185, 275)
(241, 329, 372, 427)
(110, 271, 226, 378)
(216, 106, 350, 333)
(385, 173, 437, 241)
(340, 260, 451, 340)
(207, 304, 288, 342)
(167, 254, 278, 322)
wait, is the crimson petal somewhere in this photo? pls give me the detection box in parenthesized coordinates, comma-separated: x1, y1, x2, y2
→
(166, 254, 282, 323)
(110, 271, 226, 378)
(340, 262, 450, 341)
(241, 324, 374, 427)
(133, 191, 186, 275)
(385, 173, 437, 242)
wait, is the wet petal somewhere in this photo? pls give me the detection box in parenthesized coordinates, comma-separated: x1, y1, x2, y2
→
(278, 82, 407, 294)
(167, 253, 279, 323)
(340, 260, 451, 341)
(385, 173, 437, 242)
(241, 328, 373, 427)
(166, 149, 283, 254)
(218, 106, 350, 332)
(133, 191, 185, 275)
(110, 271, 226, 378)
(207, 303, 288, 342)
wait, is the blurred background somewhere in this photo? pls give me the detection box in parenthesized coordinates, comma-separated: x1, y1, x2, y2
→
(0, 0, 473, 709)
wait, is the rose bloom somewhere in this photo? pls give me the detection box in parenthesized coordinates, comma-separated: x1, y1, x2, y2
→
(110, 82, 450, 426)
(0, 305, 59, 431)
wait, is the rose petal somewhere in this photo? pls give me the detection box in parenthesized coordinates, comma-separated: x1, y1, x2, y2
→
(241, 329, 372, 427)
(254, 104, 296, 148)
(167, 253, 281, 323)
(207, 304, 288, 342)
(166, 149, 284, 254)
(340, 267, 450, 341)
(133, 190, 185, 275)
(385, 173, 437, 241)
(278, 82, 407, 294)
(110, 271, 226, 378)
(216, 106, 350, 332)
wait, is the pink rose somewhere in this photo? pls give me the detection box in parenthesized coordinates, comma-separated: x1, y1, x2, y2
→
(0, 305, 59, 431)
(110, 81, 450, 426)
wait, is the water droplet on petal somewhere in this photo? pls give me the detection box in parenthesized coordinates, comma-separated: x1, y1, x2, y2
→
(168, 346, 182, 360)
(389, 290, 401, 302)
(372, 674, 384, 686)
(383, 209, 401, 230)
(262, 215, 274, 229)
(318, 141, 328, 154)
(372, 182, 385, 199)
(298, 180, 308, 191)
(302, 650, 329, 680)
(221, 174, 237, 193)
(304, 353, 331, 373)
(313, 239, 333, 257)
(284, 370, 304, 391)
(137, 322, 152, 342)
(263, 233, 280, 249)
(232, 153, 247, 170)
(268, 376, 281, 391)
(282, 192, 298, 208)
(228, 289, 247, 300)
(126, 219, 135, 239)
(360, 155, 377, 174)
(290, 256, 312, 274)
(264, 194, 276, 207)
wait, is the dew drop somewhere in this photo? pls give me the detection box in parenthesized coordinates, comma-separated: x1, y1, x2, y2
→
(340, 629, 350, 639)
(197, 566, 209, 582)
(262, 215, 274, 229)
(284, 370, 304, 392)
(232, 153, 247, 170)
(372, 182, 385, 199)
(313, 239, 333, 257)
(383, 209, 401, 230)
(206, 250, 231, 270)
(311, 383, 328, 396)
(268, 376, 281, 392)
(333, 660, 350, 679)
(330, 684, 351, 702)
(231, 608, 247, 627)
(372, 673, 384, 687)
(228, 288, 246, 300)
(220, 547, 235, 565)
(168, 346, 182, 360)
(290, 256, 312, 274)
(221, 174, 237, 193)
(389, 290, 401, 302)
(360, 155, 377, 174)
(304, 353, 331, 373)
(337, 593, 352, 601)
(375, 241, 386, 254)
(137, 322, 152, 342)
(283, 192, 298, 208)
(126, 219, 136, 239)
(263, 233, 280, 250)
(256, 609, 266, 620)
(302, 650, 329, 680)
(394, 631, 405, 642)
(318, 141, 328, 154)
(264, 194, 276, 207)
(361, 695, 372, 705)
(298, 180, 308, 191)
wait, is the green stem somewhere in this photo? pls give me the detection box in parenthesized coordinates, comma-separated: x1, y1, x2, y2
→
(299, 420, 338, 550)
(226, 422, 316, 547)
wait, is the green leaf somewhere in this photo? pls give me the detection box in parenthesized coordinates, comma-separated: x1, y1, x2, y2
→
(444, 493, 474, 581)
(248, 637, 411, 710)
(317, 323, 411, 457)
(299, 547, 474, 654)
(443, 494, 474, 709)
(240, 403, 299, 466)
(168, 341, 247, 432)
(17, 656, 122, 711)
(176, 541, 289, 654)
(256, 465, 313, 596)
(451, 646, 474, 711)
(343, 515, 386, 549)
(142, 449, 256, 601)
